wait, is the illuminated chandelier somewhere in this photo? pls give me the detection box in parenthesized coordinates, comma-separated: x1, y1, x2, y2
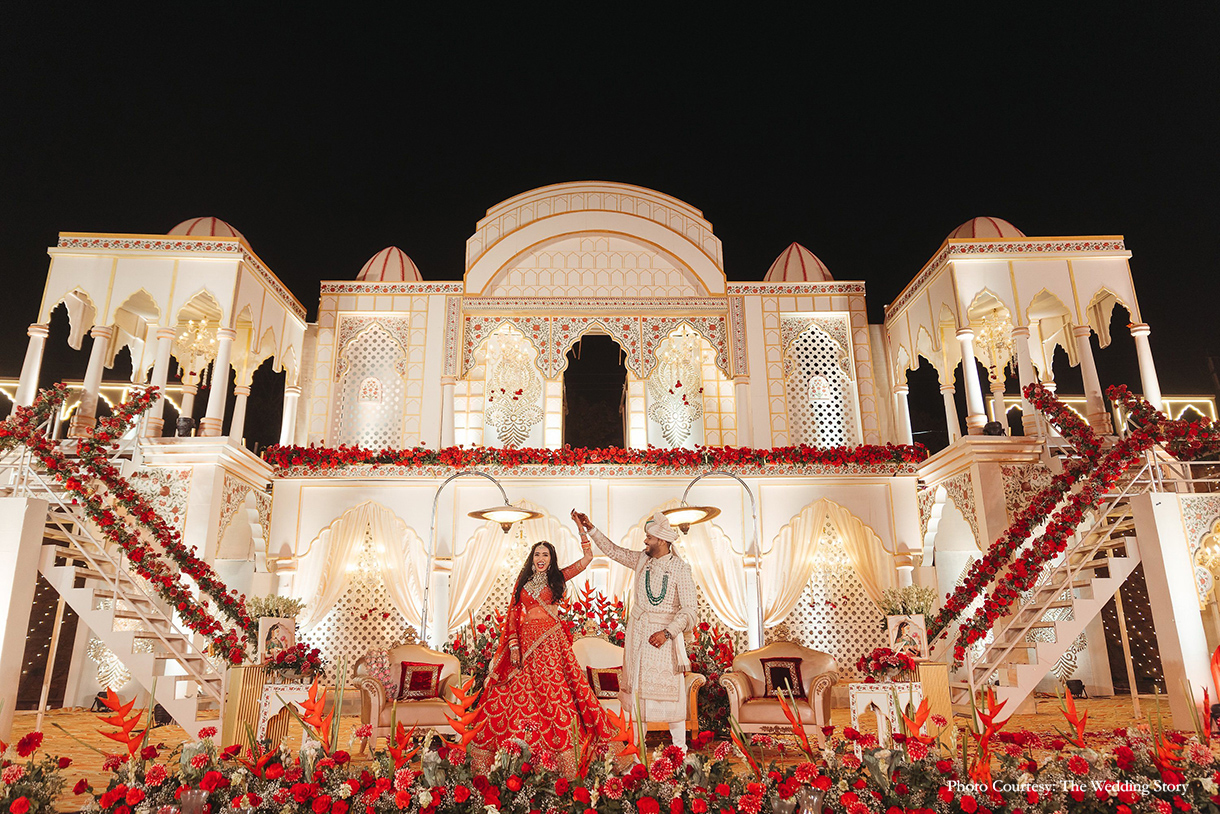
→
(174, 319, 219, 385)
(975, 307, 1014, 385)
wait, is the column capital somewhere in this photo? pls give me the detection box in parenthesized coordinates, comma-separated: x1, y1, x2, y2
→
(89, 325, 115, 340)
(217, 327, 238, 341)
(733, 376, 750, 386)
(284, 384, 302, 397)
(156, 327, 177, 341)
(440, 376, 456, 386)
(233, 385, 252, 397)
(940, 383, 956, 395)
(893, 384, 910, 396)
(1072, 324, 1093, 339)
(1130, 322, 1151, 337)
(27, 323, 49, 339)
(955, 327, 976, 341)
(1010, 325, 1031, 339)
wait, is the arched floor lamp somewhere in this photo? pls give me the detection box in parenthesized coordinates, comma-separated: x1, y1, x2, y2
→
(665, 469, 765, 649)
(418, 470, 540, 646)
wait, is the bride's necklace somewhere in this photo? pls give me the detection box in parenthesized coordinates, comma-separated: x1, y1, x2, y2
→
(525, 570, 547, 599)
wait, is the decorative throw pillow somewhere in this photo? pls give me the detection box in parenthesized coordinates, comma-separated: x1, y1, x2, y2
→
(587, 667, 622, 700)
(760, 656, 806, 699)
(397, 661, 443, 700)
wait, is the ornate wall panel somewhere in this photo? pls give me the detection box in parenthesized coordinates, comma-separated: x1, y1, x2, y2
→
(937, 471, 982, 551)
(783, 322, 858, 447)
(1000, 463, 1055, 521)
(127, 467, 192, 536)
(334, 323, 406, 449)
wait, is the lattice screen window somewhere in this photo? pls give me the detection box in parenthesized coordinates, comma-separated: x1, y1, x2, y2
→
(309, 529, 416, 682)
(763, 523, 884, 681)
(336, 325, 405, 449)
(784, 325, 857, 447)
(700, 344, 736, 447)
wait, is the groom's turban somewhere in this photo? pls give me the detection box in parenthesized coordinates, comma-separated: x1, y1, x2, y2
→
(644, 511, 679, 542)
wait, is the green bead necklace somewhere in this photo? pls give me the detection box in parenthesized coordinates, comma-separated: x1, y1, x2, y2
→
(645, 569, 669, 606)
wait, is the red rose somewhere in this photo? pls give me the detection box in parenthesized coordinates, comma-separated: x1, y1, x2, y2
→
(573, 786, 591, 804)
(637, 798, 660, 814)
(58, 756, 72, 769)
(960, 796, 977, 813)
(671, 798, 684, 814)
(937, 786, 953, 803)
(266, 763, 284, 780)
(506, 775, 522, 792)
(333, 802, 348, 814)
(126, 787, 146, 805)
(312, 795, 332, 813)
(9, 797, 30, 814)
(73, 779, 89, 795)
(555, 778, 570, 795)
(16, 731, 42, 757)
(454, 786, 471, 803)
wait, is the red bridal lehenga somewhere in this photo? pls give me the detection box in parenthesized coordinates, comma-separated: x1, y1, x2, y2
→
(471, 562, 620, 776)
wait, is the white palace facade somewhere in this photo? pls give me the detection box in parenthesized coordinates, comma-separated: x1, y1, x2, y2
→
(0, 181, 1214, 738)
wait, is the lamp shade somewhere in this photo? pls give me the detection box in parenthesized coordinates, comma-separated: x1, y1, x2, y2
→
(468, 505, 543, 532)
(661, 505, 721, 533)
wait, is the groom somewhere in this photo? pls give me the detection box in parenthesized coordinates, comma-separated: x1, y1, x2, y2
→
(571, 509, 697, 750)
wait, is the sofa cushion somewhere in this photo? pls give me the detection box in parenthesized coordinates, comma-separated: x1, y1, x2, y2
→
(760, 656, 806, 700)
(397, 661, 443, 700)
(738, 697, 818, 725)
(587, 666, 622, 699)
(377, 699, 452, 727)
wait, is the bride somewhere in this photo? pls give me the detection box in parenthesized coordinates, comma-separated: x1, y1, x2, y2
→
(469, 536, 619, 775)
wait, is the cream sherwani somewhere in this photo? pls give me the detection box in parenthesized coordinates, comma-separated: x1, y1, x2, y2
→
(589, 527, 697, 723)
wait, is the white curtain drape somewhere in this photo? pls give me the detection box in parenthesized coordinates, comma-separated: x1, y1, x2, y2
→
(296, 502, 427, 630)
(447, 500, 582, 631)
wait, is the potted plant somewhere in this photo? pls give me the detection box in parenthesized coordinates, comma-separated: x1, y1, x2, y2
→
(854, 646, 918, 683)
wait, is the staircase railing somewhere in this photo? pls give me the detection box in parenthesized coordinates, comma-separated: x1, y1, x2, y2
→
(0, 453, 223, 703)
(965, 463, 1153, 684)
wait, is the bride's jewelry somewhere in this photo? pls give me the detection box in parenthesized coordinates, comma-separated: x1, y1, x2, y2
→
(524, 570, 548, 599)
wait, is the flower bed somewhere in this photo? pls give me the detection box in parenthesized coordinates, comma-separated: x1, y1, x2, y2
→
(263, 442, 928, 478)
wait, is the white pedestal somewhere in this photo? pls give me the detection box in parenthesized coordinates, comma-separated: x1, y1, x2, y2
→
(848, 680, 923, 755)
(0, 498, 48, 740)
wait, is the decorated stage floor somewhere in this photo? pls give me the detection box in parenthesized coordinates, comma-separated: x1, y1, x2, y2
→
(21, 695, 1174, 812)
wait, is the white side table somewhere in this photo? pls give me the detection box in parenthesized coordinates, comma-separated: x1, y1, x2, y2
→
(257, 683, 315, 741)
(848, 681, 924, 755)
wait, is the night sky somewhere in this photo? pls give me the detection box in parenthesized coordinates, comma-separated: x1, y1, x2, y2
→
(2, 6, 1217, 446)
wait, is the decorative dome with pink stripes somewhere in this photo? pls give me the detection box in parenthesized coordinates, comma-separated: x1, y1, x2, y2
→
(946, 217, 1025, 240)
(168, 217, 245, 240)
(763, 242, 833, 282)
(357, 247, 422, 282)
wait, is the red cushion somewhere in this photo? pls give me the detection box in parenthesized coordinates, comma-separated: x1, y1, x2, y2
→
(587, 667, 622, 699)
(759, 656, 806, 700)
(397, 661, 443, 700)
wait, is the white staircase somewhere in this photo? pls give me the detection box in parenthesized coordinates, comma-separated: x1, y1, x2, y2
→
(2, 452, 223, 737)
(947, 467, 1150, 720)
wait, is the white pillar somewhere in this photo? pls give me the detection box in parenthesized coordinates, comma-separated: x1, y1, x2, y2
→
(179, 382, 198, 427)
(14, 323, 50, 408)
(1129, 323, 1164, 412)
(744, 554, 762, 650)
(940, 383, 961, 443)
(143, 328, 177, 438)
(229, 385, 251, 446)
(895, 553, 916, 588)
(0, 498, 48, 740)
(893, 384, 914, 445)
(427, 561, 452, 647)
(955, 328, 988, 434)
(734, 378, 754, 447)
(440, 377, 456, 448)
(1131, 493, 1212, 728)
(69, 325, 114, 437)
(990, 380, 1007, 432)
(1072, 325, 1113, 434)
(1011, 327, 1043, 436)
(279, 384, 301, 446)
(199, 328, 236, 438)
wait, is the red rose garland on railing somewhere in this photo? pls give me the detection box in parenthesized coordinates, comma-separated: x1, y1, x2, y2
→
(1110, 384, 1220, 461)
(70, 390, 255, 643)
(0, 387, 249, 663)
(926, 384, 1104, 641)
(261, 441, 928, 475)
(950, 425, 1155, 663)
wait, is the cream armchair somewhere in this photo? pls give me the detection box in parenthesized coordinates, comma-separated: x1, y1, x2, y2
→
(572, 636, 706, 734)
(719, 642, 839, 742)
(353, 644, 463, 751)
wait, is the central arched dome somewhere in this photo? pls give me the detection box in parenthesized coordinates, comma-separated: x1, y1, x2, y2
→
(764, 242, 833, 282)
(946, 217, 1025, 240)
(465, 181, 726, 297)
(357, 247, 422, 282)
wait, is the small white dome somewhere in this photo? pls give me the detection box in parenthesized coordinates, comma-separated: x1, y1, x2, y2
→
(168, 217, 245, 240)
(763, 242, 833, 282)
(947, 217, 1025, 240)
(357, 247, 422, 282)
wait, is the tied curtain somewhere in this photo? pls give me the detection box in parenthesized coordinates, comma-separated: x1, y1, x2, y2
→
(682, 497, 898, 631)
(297, 502, 428, 630)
